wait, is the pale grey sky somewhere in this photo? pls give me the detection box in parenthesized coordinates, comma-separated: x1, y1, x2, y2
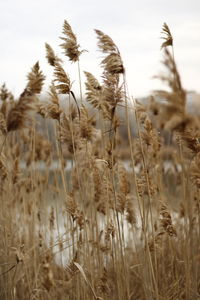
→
(0, 0, 200, 97)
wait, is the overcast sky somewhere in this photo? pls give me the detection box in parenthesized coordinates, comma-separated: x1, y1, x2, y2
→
(0, 0, 200, 98)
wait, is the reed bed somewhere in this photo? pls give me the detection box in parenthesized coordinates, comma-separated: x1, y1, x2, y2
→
(0, 21, 199, 300)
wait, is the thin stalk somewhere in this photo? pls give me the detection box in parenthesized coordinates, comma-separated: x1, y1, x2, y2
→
(133, 97, 159, 300)
(78, 60, 83, 104)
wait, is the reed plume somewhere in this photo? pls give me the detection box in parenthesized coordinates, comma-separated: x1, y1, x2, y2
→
(95, 29, 124, 75)
(1, 20, 199, 300)
(45, 43, 62, 67)
(84, 71, 104, 110)
(38, 84, 61, 120)
(6, 91, 33, 132)
(53, 61, 71, 94)
(85, 31, 124, 123)
(161, 22, 173, 49)
(60, 20, 83, 62)
(27, 61, 45, 95)
(0, 83, 10, 101)
(153, 24, 187, 134)
(7, 62, 45, 131)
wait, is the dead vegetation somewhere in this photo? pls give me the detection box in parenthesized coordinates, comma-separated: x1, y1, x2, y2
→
(0, 21, 199, 300)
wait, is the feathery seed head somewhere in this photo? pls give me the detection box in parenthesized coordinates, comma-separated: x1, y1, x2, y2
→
(53, 62, 71, 94)
(84, 71, 103, 110)
(60, 20, 83, 62)
(95, 29, 124, 75)
(0, 84, 10, 102)
(6, 88, 36, 132)
(45, 43, 62, 67)
(27, 61, 45, 95)
(161, 22, 173, 49)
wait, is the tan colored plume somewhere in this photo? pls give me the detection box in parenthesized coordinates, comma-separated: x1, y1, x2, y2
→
(60, 20, 83, 62)
(161, 22, 173, 49)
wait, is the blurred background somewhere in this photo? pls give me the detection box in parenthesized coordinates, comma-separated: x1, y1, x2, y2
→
(0, 0, 199, 98)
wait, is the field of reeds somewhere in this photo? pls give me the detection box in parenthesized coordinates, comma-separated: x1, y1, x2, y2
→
(0, 21, 199, 300)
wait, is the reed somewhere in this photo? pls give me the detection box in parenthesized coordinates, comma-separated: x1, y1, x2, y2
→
(0, 22, 199, 300)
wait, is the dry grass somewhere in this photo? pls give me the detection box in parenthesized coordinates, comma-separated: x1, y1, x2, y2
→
(0, 21, 199, 300)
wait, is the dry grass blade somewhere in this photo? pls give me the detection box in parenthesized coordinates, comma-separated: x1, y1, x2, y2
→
(161, 22, 173, 49)
(74, 262, 103, 300)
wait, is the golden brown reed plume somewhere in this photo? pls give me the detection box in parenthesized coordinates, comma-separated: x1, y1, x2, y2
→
(59, 19, 85, 102)
(38, 84, 61, 120)
(6, 91, 33, 132)
(155, 47, 186, 110)
(115, 162, 136, 225)
(60, 112, 79, 154)
(0, 83, 14, 102)
(84, 71, 115, 121)
(181, 129, 200, 154)
(95, 29, 124, 75)
(45, 41, 71, 95)
(60, 105, 98, 157)
(85, 31, 124, 123)
(45, 37, 81, 116)
(0, 84, 14, 121)
(153, 57, 188, 133)
(102, 72, 124, 121)
(0, 83, 9, 102)
(94, 29, 125, 134)
(152, 23, 190, 134)
(53, 61, 71, 94)
(60, 20, 83, 62)
(6, 62, 45, 132)
(161, 22, 173, 49)
(26, 61, 45, 94)
(136, 102, 161, 161)
(84, 71, 103, 110)
(65, 194, 85, 230)
(1, 20, 200, 300)
(159, 202, 177, 236)
(79, 106, 97, 141)
(45, 43, 62, 67)
(53, 60, 81, 116)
